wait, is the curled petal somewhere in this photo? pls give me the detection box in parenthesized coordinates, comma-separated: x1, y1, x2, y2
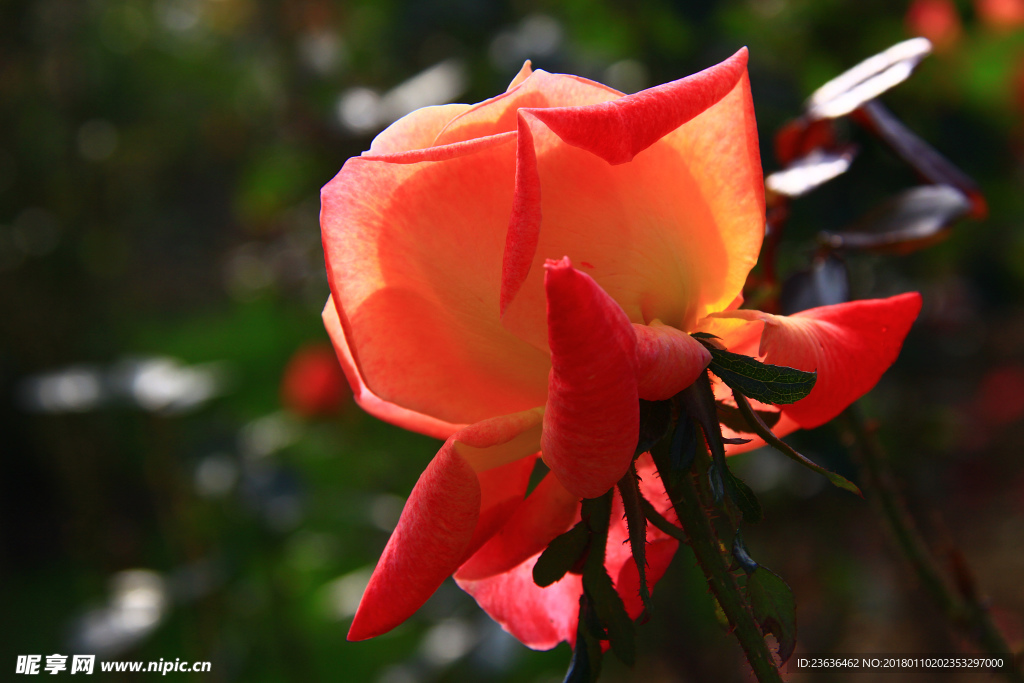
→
(706, 293, 923, 428)
(348, 444, 479, 641)
(497, 50, 752, 311)
(500, 52, 764, 349)
(525, 48, 750, 166)
(456, 471, 579, 581)
(348, 410, 544, 641)
(634, 321, 712, 400)
(541, 259, 639, 499)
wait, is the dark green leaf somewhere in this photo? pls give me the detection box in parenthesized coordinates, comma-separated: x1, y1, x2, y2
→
(690, 332, 719, 340)
(707, 347, 817, 405)
(677, 372, 726, 463)
(579, 492, 634, 666)
(670, 413, 698, 473)
(582, 564, 636, 666)
(616, 466, 651, 614)
(747, 567, 798, 664)
(636, 399, 672, 456)
(564, 595, 602, 683)
(534, 522, 589, 588)
(524, 458, 551, 498)
(725, 468, 763, 524)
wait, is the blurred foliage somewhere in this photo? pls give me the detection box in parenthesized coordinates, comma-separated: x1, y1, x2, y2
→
(3, 0, 1024, 681)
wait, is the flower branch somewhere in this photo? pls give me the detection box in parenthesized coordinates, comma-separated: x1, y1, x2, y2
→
(841, 404, 1024, 683)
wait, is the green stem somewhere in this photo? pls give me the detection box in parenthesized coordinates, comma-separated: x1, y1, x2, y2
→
(841, 403, 1023, 683)
(638, 495, 687, 543)
(662, 468, 784, 683)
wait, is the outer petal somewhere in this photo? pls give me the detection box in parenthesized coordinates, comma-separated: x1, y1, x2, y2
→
(457, 552, 583, 650)
(634, 321, 712, 400)
(348, 410, 543, 640)
(322, 131, 552, 427)
(499, 52, 764, 349)
(456, 471, 579, 581)
(706, 293, 923, 429)
(324, 296, 461, 439)
(457, 454, 679, 649)
(541, 259, 639, 499)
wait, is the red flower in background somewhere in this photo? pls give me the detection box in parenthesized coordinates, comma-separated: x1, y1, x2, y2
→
(906, 0, 962, 51)
(320, 50, 920, 648)
(977, 0, 1024, 30)
(280, 343, 350, 417)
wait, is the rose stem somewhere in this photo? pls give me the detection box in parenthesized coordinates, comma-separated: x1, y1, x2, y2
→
(840, 403, 1024, 683)
(656, 462, 784, 682)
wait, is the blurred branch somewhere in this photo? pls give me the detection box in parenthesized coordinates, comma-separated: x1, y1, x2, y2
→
(840, 403, 1024, 683)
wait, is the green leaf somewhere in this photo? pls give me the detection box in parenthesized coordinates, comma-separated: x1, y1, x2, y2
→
(707, 347, 817, 405)
(746, 567, 798, 664)
(565, 595, 603, 683)
(533, 522, 589, 588)
(636, 399, 672, 456)
(582, 563, 636, 666)
(717, 401, 781, 433)
(724, 467, 763, 524)
(616, 466, 652, 614)
(579, 492, 635, 666)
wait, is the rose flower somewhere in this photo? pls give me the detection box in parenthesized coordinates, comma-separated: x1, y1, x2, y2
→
(320, 49, 921, 649)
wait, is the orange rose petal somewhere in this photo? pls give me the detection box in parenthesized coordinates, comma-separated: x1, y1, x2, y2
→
(433, 69, 620, 147)
(348, 410, 545, 641)
(499, 52, 764, 346)
(322, 137, 552, 427)
(456, 551, 583, 651)
(634, 321, 712, 400)
(507, 61, 533, 92)
(323, 297, 462, 439)
(708, 293, 923, 428)
(525, 48, 749, 166)
(464, 454, 540, 563)
(541, 258, 639, 499)
(456, 470, 579, 581)
(458, 454, 678, 649)
(348, 443, 480, 641)
(366, 103, 472, 155)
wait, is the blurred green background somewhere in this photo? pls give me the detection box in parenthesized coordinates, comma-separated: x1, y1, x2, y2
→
(3, 0, 1024, 681)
